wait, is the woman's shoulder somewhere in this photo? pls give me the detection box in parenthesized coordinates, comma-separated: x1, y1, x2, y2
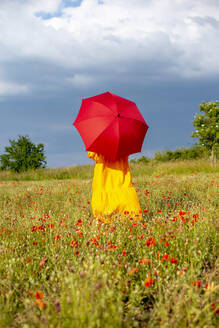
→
(88, 152, 103, 163)
(88, 152, 130, 167)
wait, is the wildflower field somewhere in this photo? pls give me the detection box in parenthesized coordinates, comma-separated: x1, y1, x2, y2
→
(0, 160, 218, 328)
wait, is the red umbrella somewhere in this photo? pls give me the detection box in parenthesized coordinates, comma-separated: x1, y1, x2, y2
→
(73, 91, 149, 161)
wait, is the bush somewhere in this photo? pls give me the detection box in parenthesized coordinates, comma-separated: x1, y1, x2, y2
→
(130, 156, 151, 164)
(154, 147, 206, 162)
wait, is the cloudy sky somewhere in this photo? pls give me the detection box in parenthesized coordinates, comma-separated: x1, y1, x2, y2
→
(0, 0, 219, 167)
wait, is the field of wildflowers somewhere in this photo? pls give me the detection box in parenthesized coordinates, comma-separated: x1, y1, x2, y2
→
(0, 161, 218, 327)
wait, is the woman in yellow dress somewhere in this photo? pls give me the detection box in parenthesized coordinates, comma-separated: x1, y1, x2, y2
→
(88, 151, 142, 222)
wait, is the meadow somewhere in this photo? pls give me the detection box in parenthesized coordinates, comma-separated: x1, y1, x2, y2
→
(0, 160, 218, 327)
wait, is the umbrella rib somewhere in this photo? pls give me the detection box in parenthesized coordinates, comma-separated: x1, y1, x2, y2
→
(89, 100, 116, 115)
(74, 114, 113, 124)
(114, 118, 120, 160)
(87, 117, 117, 151)
(122, 117, 148, 128)
(74, 101, 116, 124)
(117, 117, 148, 156)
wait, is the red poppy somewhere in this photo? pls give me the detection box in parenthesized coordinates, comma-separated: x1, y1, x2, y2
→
(122, 249, 127, 257)
(161, 254, 169, 261)
(193, 281, 201, 287)
(70, 240, 78, 248)
(35, 290, 44, 300)
(145, 237, 156, 247)
(170, 257, 178, 264)
(144, 277, 154, 287)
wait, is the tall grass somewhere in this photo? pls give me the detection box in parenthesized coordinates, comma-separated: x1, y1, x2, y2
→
(130, 159, 219, 177)
(0, 164, 94, 181)
(0, 159, 218, 181)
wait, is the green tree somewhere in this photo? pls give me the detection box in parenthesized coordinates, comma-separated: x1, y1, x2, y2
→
(0, 135, 46, 172)
(191, 101, 219, 164)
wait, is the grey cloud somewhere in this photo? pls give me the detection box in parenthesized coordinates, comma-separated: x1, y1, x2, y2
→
(190, 15, 219, 28)
(0, 29, 185, 100)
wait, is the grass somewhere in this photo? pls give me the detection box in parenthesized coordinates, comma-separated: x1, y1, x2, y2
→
(0, 160, 218, 327)
(0, 164, 94, 181)
(0, 159, 218, 181)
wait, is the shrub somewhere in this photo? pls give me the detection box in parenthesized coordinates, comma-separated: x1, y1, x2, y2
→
(154, 147, 206, 162)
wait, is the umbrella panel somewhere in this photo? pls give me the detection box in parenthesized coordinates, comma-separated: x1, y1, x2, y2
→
(74, 116, 114, 150)
(87, 118, 119, 161)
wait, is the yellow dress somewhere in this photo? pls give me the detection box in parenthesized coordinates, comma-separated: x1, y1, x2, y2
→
(88, 151, 142, 221)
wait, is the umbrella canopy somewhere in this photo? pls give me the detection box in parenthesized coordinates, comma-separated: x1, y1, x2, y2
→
(73, 91, 149, 161)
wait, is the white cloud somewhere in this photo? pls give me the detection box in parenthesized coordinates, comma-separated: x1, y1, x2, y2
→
(0, 0, 219, 94)
(0, 80, 29, 96)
